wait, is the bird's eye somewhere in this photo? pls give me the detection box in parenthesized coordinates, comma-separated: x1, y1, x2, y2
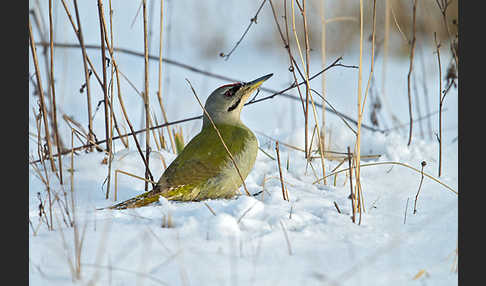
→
(224, 89, 233, 97)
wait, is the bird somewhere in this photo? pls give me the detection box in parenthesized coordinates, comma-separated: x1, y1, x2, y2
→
(108, 73, 273, 209)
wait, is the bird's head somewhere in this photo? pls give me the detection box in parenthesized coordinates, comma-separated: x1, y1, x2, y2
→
(203, 73, 273, 127)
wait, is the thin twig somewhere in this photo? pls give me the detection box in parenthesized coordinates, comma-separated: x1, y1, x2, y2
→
(406, 0, 418, 146)
(434, 32, 443, 177)
(220, 0, 267, 60)
(204, 202, 217, 216)
(333, 201, 342, 214)
(29, 20, 57, 174)
(355, 0, 364, 225)
(413, 161, 427, 214)
(143, 0, 151, 192)
(347, 147, 356, 223)
(48, 0, 64, 184)
(267, 0, 306, 114)
(71, 0, 96, 149)
(97, 0, 111, 153)
(276, 141, 288, 201)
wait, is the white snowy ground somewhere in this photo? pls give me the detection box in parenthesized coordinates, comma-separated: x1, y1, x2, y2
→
(29, 1, 458, 285)
(28, 129, 458, 286)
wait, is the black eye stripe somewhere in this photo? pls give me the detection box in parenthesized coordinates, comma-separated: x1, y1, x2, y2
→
(224, 84, 242, 97)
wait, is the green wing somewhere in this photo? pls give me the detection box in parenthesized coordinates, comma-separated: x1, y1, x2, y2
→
(107, 124, 255, 209)
(159, 124, 253, 193)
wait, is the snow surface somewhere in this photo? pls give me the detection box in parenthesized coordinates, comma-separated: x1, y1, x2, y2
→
(29, 0, 458, 285)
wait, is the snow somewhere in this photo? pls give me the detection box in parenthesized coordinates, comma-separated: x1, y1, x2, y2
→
(29, 0, 458, 285)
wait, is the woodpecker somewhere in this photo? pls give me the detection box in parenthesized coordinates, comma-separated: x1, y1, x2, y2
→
(109, 73, 273, 209)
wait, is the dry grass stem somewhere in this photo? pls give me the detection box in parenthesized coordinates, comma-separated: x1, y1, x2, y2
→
(291, 0, 327, 183)
(204, 202, 217, 216)
(314, 161, 457, 195)
(94, 21, 156, 186)
(354, 0, 364, 225)
(48, 0, 64, 184)
(275, 141, 288, 201)
(96, 0, 111, 153)
(267, 0, 306, 114)
(142, 0, 151, 192)
(333, 201, 341, 214)
(406, 0, 418, 146)
(290, 0, 310, 159)
(413, 161, 427, 214)
(434, 32, 443, 177)
(72, 0, 96, 149)
(114, 169, 158, 202)
(29, 20, 57, 174)
(347, 147, 356, 223)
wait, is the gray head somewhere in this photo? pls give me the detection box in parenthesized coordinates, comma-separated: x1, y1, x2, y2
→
(203, 74, 273, 127)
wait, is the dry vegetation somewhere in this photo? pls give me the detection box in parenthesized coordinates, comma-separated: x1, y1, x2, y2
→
(29, 0, 458, 283)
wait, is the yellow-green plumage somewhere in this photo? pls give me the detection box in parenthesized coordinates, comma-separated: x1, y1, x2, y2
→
(108, 73, 272, 210)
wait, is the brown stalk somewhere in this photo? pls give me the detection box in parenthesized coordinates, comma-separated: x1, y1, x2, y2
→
(291, 0, 327, 183)
(267, 0, 306, 114)
(96, 0, 113, 200)
(105, 0, 116, 199)
(413, 161, 427, 214)
(407, 0, 418, 146)
(435, 0, 458, 68)
(320, 0, 327, 176)
(142, 0, 151, 192)
(32, 108, 53, 231)
(185, 79, 251, 197)
(114, 67, 161, 149)
(434, 32, 443, 177)
(31, 5, 64, 152)
(347, 147, 356, 223)
(157, 0, 176, 154)
(97, 0, 111, 153)
(354, 0, 364, 226)
(72, 0, 96, 150)
(48, 0, 63, 184)
(204, 202, 217, 216)
(333, 201, 341, 214)
(98, 0, 155, 187)
(114, 64, 155, 186)
(29, 20, 57, 174)
(113, 169, 157, 202)
(301, 0, 311, 162)
(290, 0, 309, 159)
(275, 141, 288, 201)
(362, 0, 377, 117)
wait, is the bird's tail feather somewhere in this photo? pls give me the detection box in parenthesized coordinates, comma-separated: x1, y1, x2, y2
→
(102, 191, 162, 210)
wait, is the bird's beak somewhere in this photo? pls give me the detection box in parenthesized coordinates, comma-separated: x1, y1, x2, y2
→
(244, 73, 273, 90)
